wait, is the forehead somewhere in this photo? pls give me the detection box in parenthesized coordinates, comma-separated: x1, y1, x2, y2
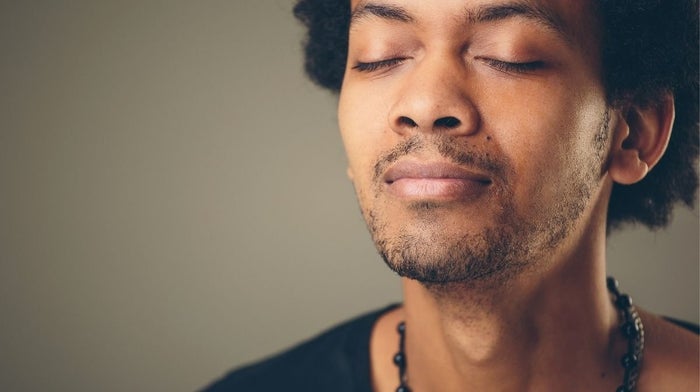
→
(349, 0, 599, 48)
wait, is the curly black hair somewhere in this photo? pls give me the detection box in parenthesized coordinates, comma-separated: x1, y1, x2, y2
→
(293, 0, 699, 231)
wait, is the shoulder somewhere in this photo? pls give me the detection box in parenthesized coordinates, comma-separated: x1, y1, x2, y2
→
(637, 310, 699, 391)
(200, 304, 399, 392)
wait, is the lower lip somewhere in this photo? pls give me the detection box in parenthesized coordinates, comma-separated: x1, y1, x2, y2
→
(386, 178, 490, 201)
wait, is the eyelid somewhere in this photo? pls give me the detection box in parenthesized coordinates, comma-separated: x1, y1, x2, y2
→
(479, 57, 545, 74)
(352, 57, 408, 73)
(351, 56, 545, 74)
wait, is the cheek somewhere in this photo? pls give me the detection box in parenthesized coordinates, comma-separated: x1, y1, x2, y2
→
(481, 79, 607, 199)
(338, 85, 393, 186)
(338, 105, 368, 183)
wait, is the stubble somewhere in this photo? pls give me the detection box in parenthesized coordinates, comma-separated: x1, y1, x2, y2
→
(356, 112, 609, 289)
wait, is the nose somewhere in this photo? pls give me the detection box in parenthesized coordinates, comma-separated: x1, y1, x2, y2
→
(388, 56, 480, 137)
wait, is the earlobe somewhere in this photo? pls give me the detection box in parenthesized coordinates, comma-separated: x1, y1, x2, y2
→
(346, 166, 354, 181)
(608, 94, 675, 185)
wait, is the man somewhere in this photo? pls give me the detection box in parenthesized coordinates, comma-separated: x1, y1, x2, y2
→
(204, 0, 699, 390)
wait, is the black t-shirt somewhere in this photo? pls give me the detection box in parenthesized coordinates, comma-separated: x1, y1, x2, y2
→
(201, 304, 398, 392)
(200, 305, 698, 392)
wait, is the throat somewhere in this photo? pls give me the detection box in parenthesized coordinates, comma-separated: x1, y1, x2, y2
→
(378, 276, 643, 392)
(403, 289, 541, 390)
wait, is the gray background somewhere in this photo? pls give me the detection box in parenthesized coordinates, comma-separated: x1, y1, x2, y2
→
(1, 2, 697, 391)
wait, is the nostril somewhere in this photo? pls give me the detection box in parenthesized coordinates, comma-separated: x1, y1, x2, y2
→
(434, 116, 461, 128)
(398, 116, 418, 128)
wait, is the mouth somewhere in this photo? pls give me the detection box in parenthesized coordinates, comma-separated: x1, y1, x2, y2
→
(383, 160, 492, 201)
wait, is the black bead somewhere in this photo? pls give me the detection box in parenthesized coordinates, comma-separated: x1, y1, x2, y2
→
(616, 294, 633, 309)
(397, 322, 406, 334)
(620, 321, 639, 338)
(394, 352, 406, 367)
(606, 277, 619, 293)
(616, 386, 628, 392)
(396, 386, 412, 392)
(621, 353, 638, 369)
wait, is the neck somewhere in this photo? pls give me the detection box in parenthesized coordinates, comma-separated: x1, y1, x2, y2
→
(399, 228, 623, 391)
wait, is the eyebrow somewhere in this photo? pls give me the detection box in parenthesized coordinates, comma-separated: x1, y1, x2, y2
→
(350, 3, 413, 26)
(350, 1, 573, 44)
(467, 2, 572, 44)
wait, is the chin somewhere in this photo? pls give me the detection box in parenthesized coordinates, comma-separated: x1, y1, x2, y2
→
(372, 220, 531, 285)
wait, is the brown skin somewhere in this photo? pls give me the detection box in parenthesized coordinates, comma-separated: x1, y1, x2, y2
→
(338, 0, 698, 390)
(369, 308, 699, 391)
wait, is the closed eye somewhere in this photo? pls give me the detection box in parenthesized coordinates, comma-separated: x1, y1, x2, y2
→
(352, 57, 407, 73)
(481, 58, 545, 74)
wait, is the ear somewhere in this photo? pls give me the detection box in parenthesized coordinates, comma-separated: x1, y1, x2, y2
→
(608, 93, 675, 185)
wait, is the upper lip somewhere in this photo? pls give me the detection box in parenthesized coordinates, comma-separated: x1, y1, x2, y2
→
(383, 160, 492, 184)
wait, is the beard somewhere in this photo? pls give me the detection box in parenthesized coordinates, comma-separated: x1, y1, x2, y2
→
(357, 116, 607, 287)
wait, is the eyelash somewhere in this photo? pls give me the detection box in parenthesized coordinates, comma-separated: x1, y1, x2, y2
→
(482, 59, 545, 74)
(352, 58, 407, 73)
(352, 57, 544, 74)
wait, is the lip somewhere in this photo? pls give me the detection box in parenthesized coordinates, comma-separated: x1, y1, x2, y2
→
(383, 160, 492, 201)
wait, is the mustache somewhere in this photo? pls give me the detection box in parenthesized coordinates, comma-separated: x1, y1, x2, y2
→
(372, 135, 509, 183)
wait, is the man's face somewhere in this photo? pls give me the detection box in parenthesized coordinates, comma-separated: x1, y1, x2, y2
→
(338, 0, 611, 284)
